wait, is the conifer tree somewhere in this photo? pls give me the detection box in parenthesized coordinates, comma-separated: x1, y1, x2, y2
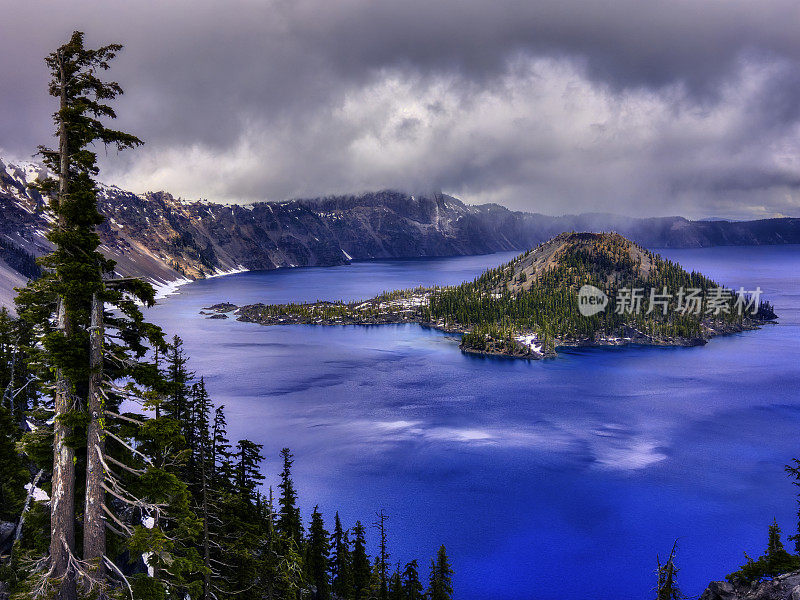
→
(387, 567, 403, 600)
(727, 520, 800, 585)
(373, 510, 390, 600)
(235, 439, 265, 502)
(0, 308, 36, 423)
(211, 405, 233, 492)
(186, 378, 214, 599)
(129, 378, 204, 598)
(217, 476, 266, 598)
(427, 546, 454, 600)
(351, 521, 371, 600)
(368, 559, 384, 600)
(278, 448, 303, 544)
(307, 506, 331, 600)
(0, 311, 38, 544)
(401, 560, 424, 600)
(165, 335, 193, 428)
(185, 378, 213, 487)
(655, 541, 682, 600)
(331, 513, 353, 599)
(11, 29, 178, 600)
(0, 312, 31, 523)
(0, 402, 27, 523)
(257, 488, 284, 600)
(767, 519, 786, 556)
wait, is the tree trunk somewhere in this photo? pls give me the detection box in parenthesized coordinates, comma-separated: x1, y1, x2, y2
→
(3, 337, 17, 421)
(201, 442, 211, 600)
(49, 49, 77, 600)
(51, 299, 77, 600)
(83, 292, 105, 575)
(11, 468, 44, 562)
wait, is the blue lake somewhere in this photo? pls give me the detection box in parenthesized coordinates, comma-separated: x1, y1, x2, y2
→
(147, 245, 800, 600)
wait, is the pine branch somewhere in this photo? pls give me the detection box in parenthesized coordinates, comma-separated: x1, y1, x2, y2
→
(101, 504, 132, 536)
(104, 429, 152, 464)
(102, 555, 133, 599)
(103, 453, 145, 476)
(103, 409, 146, 426)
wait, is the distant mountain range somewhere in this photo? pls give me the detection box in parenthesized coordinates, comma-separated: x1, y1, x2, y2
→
(1, 157, 799, 307)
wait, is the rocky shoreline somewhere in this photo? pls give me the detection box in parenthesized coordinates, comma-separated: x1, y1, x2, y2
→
(700, 571, 800, 600)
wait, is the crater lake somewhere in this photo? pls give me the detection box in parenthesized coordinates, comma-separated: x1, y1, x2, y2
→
(146, 245, 800, 600)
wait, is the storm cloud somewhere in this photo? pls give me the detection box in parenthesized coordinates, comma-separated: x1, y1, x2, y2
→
(2, 0, 800, 218)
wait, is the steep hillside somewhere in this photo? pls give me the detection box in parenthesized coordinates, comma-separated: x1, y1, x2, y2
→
(489, 231, 659, 294)
(427, 232, 776, 355)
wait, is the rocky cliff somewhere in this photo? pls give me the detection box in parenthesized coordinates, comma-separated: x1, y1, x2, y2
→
(701, 572, 800, 600)
(2, 157, 800, 305)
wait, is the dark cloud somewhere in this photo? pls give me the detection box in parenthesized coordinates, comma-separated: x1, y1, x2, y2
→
(1, 0, 800, 218)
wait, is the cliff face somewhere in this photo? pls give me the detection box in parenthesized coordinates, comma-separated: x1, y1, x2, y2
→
(107, 189, 530, 277)
(2, 157, 800, 302)
(0, 159, 538, 291)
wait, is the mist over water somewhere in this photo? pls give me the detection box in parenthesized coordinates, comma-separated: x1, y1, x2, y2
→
(146, 246, 800, 600)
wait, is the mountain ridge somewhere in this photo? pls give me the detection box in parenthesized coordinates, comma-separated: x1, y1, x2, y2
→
(2, 157, 800, 308)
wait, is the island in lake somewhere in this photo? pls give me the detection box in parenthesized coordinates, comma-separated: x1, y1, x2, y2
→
(202, 232, 777, 359)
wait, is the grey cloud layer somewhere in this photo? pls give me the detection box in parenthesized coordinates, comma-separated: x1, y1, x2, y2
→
(2, 0, 800, 218)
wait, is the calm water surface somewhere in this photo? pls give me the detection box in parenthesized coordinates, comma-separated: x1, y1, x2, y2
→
(148, 246, 800, 600)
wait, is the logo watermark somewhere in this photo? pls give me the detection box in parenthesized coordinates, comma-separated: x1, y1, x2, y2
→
(577, 285, 609, 316)
(576, 286, 763, 316)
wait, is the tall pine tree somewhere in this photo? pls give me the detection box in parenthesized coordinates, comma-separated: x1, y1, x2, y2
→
(307, 506, 331, 600)
(401, 560, 424, 600)
(277, 448, 303, 545)
(10, 30, 186, 600)
(330, 513, 353, 599)
(427, 546, 454, 600)
(351, 521, 370, 600)
(373, 510, 390, 600)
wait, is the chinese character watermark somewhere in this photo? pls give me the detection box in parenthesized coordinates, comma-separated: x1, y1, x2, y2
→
(576, 286, 763, 316)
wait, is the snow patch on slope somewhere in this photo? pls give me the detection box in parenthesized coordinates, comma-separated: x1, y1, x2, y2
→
(150, 266, 248, 300)
(0, 258, 27, 314)
(151, 276, 193, 300)
(206, 265, 248, 279)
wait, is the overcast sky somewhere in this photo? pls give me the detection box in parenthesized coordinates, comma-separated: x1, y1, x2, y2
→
(2, 0, 800, 218)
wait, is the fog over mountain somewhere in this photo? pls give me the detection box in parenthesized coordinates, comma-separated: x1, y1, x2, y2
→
(2, 0, 800, 218)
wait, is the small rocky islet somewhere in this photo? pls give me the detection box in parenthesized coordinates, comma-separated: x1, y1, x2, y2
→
(203, 232, 777, 360)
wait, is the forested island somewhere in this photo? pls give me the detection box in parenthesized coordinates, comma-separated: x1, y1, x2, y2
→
(208, 232, 777, 360)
